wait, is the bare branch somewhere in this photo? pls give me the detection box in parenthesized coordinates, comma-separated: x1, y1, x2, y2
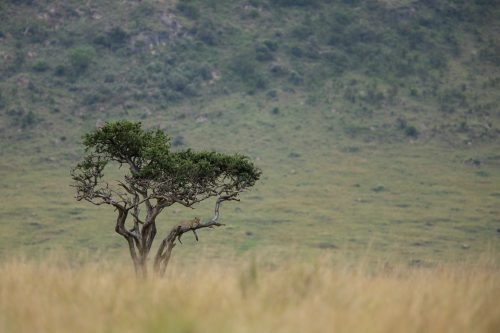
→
(130, 211, 145, 225)
(153, 193, 238, 276)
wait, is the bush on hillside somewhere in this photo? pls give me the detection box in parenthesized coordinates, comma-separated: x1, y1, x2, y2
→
(230, 52, 258, 81)
(404, 126, 419, 138)
(69, 46, 96, 73)
(255, 44, 275, 62)
(54, 65, 66, 77)
(32, 60, 49, 72)
(271, 0, 318, 7)
(94, 27, 129, 49)
(0, 91, 5, 110)
(176, 0, 200, 20)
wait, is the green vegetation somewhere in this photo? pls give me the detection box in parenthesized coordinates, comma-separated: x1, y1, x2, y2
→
(68, 46, 96, 74)
(0, 0, 499, 266)
(0, 0, 497, 143)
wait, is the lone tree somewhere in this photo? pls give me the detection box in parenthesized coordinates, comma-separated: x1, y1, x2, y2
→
(71, 121, 260, 276)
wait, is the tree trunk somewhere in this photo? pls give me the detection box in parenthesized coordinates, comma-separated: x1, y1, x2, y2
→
(137, 257, 148, 278)
(153, 226, 178, 276)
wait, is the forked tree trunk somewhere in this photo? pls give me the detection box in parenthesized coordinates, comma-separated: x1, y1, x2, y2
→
(118, 195, 235, 277)
(115, 209, 157, 278)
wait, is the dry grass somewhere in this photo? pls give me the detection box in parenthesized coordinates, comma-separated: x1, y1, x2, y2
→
(0, 255, 499, 333)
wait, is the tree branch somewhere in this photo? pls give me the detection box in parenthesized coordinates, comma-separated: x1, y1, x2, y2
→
(153, 193, 239, 276)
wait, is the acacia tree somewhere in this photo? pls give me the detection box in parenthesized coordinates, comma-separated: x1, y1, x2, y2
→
(71, 121, 260, 276)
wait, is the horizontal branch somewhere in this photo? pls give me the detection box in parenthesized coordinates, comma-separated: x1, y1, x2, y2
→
(169, 193, 240, 243)
(153, 193, 239, 276)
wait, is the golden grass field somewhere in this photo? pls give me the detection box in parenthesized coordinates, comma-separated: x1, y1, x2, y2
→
(0, 254, 498, 333)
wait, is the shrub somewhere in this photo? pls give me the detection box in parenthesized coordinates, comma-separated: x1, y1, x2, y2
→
(166, 71, 189, 92)
(94, 27, 129, 49)
(268, 63, 287, 76)
(21, 111, 38, 128)
(271, 0, 318, 7)
(32, 60, 49, 72)
(19, 21, 48, 43)
(479, 40, 500, 66)
(82, 93, 104, 106)
(0, 91, 5, 109)
(291, 25, 313, 39)
(54, 65, 66, 76)
(13, 49, 25, 69)
(404, 126, 419, 138)
(104, 74, 115, 83)
(255, 45, 274, 62)
(263, 40, 279, 52)
(172, 135, 185, 147)
(288, 71, 304, 85)
(230, 53, 258, 81)
(438, 88, 467, 111)
(176, 1, 200, 20)
(195, 21, 217, 45)
(109, 27, 128, 45)
(93, 35, 109, 47)
(267, 90, 277, 98)
(69, 46, 96, 73)
(289, 46, 304, 58)
(8, 0, 34, 4)
(254, 75, 269, 90)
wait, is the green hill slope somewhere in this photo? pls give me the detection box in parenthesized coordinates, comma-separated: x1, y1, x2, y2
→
(0, 0, 499, 265)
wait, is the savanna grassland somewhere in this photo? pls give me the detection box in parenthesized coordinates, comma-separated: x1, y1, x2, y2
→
(1, 256, 499, 333)
(1, 0, 500, 332)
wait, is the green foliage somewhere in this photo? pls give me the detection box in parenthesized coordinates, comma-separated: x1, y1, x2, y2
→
(176, 0, 200, 20)
(21, 110, 41, 129)
(32, 60, 49, 72)
(404, 126, 419, 138)
(229, 52, 268, 90)
(397, 118, 419, 139)
(7, 108, 42, 129)
(82, 88, 112, 106)
(288, 71, 303, 85)
(93, 27, 129, 50)
(12, 48, 26, 72)
(16, 110, 42, 129)
(230, 53, 257, 80)
(68, 46, 96, 73)
(0, 91, 5, 110)
(82, 121, 170, 165)
(255, 42, 276, 62)
(8, 0, 34, 4)
(193, 20, 218, 46)
(54, 65, 66, 77)
(171, 135, 185, 147)
(438, 88, 467, 113)
(10, 20, 48, 43)
(479, 39, 500, 66)
(271, 0, 318, 7)
(78, 121, 261, 194)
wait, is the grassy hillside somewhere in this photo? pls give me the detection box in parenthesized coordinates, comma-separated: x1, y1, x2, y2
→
(0, 0, 499, 266)
(1, 0, 499, 144)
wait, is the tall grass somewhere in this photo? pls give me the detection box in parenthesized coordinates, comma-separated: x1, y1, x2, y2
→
(0, 255, 498, 333)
